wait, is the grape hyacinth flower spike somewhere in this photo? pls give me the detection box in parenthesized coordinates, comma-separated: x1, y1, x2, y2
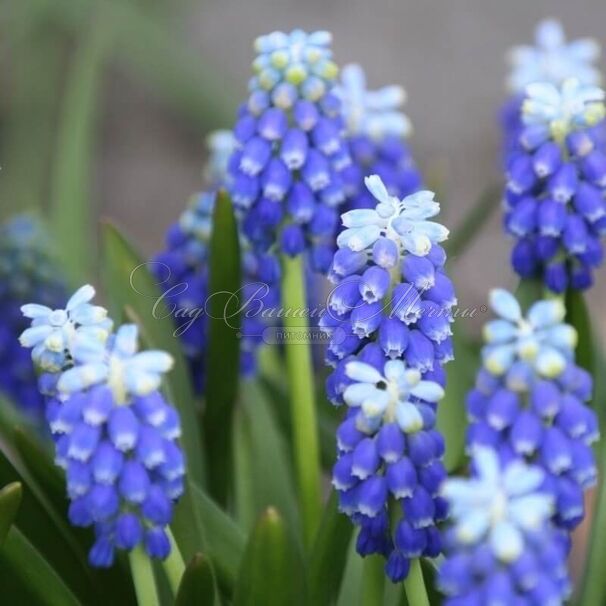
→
(228, 29, 351, 273)
(504, 78, 606, 291)
(153, 131, 280, 390)
(467, 289, 598, 530)
(337, 63, 422, 211)
(21, 302, 186, 567)
(439, 447, 571, 605)
(323, 174, 454, 581)
(0, 215, 66, 419)
(502, 18, 602, 152)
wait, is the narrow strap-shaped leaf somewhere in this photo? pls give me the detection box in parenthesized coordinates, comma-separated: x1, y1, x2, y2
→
(102, 220, 205, 485)
(233, 508, 304, 606)
(336, 537, 364, 606)
(236, 380, 301, 538)
(50, 16, 112, 283)
(307, 491, 353, 606)
(175, 553, 218, 606)
(204, 191, 242, 506)
(0, 526, 81, 606)
(189, 482, 246, 594)
(0, 482, 22, 547)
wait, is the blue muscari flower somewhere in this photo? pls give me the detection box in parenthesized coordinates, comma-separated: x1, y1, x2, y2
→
(503, 79, 606, 291)
(153, 132, 280, 391)
(467, 289, 598, 530)
(337, 64, 422, 211)
(227, 29, 351, 273)
(323, 174, 454, 581)
(332, 357, 446, 582)
(22, 308, 186, 568)
(501, 19, 602, 159)
(439, 447, 571, 606)
(0, 215, 67, 418)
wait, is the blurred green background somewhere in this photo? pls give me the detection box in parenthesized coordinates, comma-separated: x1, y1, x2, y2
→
(2, 0, 606, 326)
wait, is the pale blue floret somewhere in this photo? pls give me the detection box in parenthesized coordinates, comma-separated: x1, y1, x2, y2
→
(482, 289, 577, 378)
(508, 18, 602, 92)
(337, 175, 449, 256)
(337, 64, 411, 140)
(20, 284, 112, 373)
(344, 359, 444, 434)
(442, 447, 553, 563)
(204, 130, 236, 188)
(522, 79, 606, 141)
(58, 324, 174, 403)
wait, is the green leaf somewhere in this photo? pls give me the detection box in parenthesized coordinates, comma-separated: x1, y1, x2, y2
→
(444, 184, 502, 261)
(307, 491, 353, 606)
(101, 220, 204, 485)
(436, 320, 477, 472)
(336, 537, 364, 606)
(0, 448, 95, 603)
(50, 18, 112, 283)
(233, 508, 304, 606)
(175, 554, 218, 606)
(204, 191, 242, 505)
(235, 380, 300, 538)
(189, 482, 245, 593)
(0, 482, 22, 547)
(0, 527, 81, 606)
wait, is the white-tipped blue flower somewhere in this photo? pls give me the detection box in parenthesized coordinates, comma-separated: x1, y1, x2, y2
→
(58, 324, 173, 404)
(20, 284, 112, 373)
(508, 18, 601, 92)
(482, 289, 576, 378)
(522, 79, 606, 141)
(204, 129, 236, 188)
(443, 448, 552, 562)
(344, 358, 444, 433)
(337, 64, 411, 140)
(337, 175, 448, 256)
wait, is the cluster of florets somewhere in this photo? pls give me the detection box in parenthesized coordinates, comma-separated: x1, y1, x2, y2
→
(336, 64, 422, 211)
(20, 285, 186, 567)
(466, 289, 598, 530)
(504, 79, 606, 291)
(321, 174, 454, 581)
(439, 448, 571, 605)
(227, 29, 352, 273)
(0, 215, 66, 419)
(501, 18, 602, 154)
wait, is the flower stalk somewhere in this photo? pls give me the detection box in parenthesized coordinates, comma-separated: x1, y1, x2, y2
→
(280, 253, 322, 548)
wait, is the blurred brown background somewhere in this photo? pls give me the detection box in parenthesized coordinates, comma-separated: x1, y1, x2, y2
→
(2, 0, 606, 330)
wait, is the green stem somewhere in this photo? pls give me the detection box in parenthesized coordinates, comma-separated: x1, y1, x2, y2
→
(163, 528, 186, 596)
(403, 559, 430, 606)
(129, 546, 160, 606)
(280, 254, 322, 549)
